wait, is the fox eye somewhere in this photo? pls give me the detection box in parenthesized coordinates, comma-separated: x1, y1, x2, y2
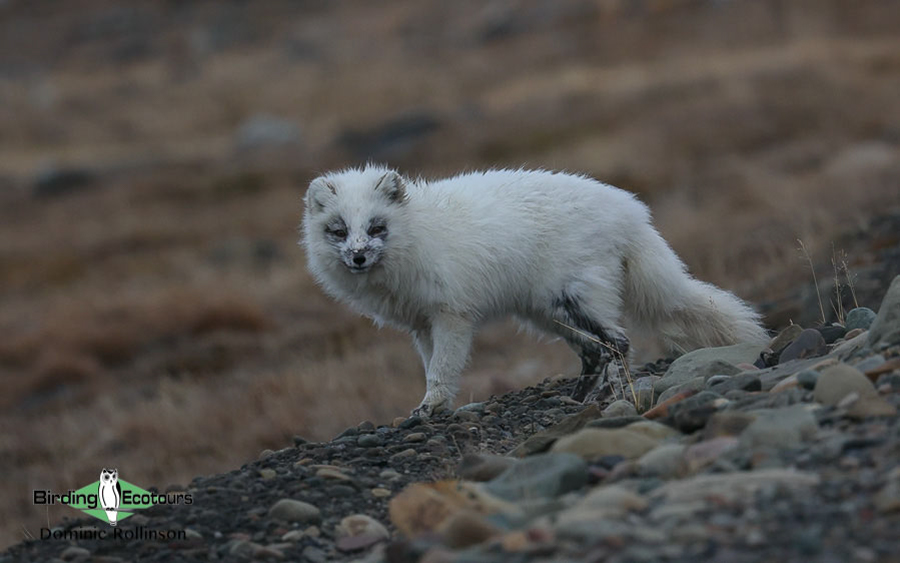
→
(368, 225, 386, 237)
(326, 227, 347, 239)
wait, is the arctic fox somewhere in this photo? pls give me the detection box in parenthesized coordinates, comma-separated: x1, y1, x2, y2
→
(302, 165, 768, 416)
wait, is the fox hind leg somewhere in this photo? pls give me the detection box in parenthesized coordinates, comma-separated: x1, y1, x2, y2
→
(552, 291, 630, 403)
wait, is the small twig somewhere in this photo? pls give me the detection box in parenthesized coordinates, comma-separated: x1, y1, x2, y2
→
(831, 244, 844, 325)
(841, 253, 859, 309)
(798, 239, 825, 325)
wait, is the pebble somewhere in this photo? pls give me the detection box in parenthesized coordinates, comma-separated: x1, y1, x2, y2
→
(438, 510, 500, 549)
(650, 469, 820, 504)
(302, 546, 328, 563)
(739, 406, 817, 450)
(60, 547, 91, 561)
(457, 453, 518, 482)
(267, 499, 321, 523)
(853, 354, 886, 374)
(655, 345, 751, 394)
(637, 444, 687, 478)
(817, 324, 847, 345)
(602, 399, 638, 418)
(390, 448, 418, 462)
(709, 373, 762, 394)
(768, 325, 804, 354)
(316, 467, 352, 481)
(371, 487, 392, 498)
(336, 513, 390, 541)
(258, 468, 277, 480)
(779, 329, 828, 363)
(703, 411, 756, 438)
(484, 452, 587, 500)
(664, 391, 724, 433)
(813, 363, 877, 406)
(404, 432, 427, 442)
(357, 434, 384, 447)
(683, 437, 739, 473)
(796, 369, 820, 390)
(845, 307, 877, 332)
(656, 376, 707, 405)
(551, 427, 661, 460)
(706, 374, 733, 387)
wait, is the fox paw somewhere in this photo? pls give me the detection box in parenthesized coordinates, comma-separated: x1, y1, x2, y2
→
(411, 397, 452, 418)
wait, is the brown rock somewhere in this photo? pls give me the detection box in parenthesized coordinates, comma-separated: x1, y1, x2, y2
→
(438, 509, 500, 549)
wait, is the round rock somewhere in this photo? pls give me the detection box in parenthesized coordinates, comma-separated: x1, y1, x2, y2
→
(268, 499, 321, 523)
(813, 363, 877, 406)
(845, 307, 876, 332)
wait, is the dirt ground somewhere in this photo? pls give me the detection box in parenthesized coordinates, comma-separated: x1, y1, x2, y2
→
(1, 0, 899, 550)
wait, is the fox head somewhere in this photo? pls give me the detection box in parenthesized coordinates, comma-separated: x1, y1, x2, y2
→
(302, 165, 410, 276)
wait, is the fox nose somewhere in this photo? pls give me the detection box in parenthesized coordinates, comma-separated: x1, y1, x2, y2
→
(352, 253, 367, 266)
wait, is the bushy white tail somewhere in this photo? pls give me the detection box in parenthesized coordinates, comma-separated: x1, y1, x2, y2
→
(624, 227, 768, 354)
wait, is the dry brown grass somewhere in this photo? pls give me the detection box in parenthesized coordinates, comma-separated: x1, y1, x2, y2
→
(2, 0, 900, 550)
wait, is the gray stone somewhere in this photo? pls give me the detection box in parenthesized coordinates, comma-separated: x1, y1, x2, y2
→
(813, 363, 877, 406)
(779, 329, 827, 363)
(817, 324, 847, 345)
(268, 499, 321, 523)
(708, 373, 762, 394)
(853, 354, 886, 374)
(654, 342, 762, 395)
(587, 416, 646, 429)
(768, 325, 803, 354)
(60, 546, 91, 561)
(484, 452, 587, 501)
(665, 391, 724, 433)
(637, 444, 687, 478)
(796, 370, 820, 390)
(656, 376, 707, 405)
(357, 434, 383, 448)
(739, 406, 818, 450)
(457, 453, 518, 482)
(602, 400, 638, 418)
(845, 307, 877, 332)
(650, 469, 819, 504)
(869, 275, 900, 347)
(706, 374, 733, 388)
(509, 405, 603, 457)
(832, 331, 870, 358)
(757, 357, 835, 391)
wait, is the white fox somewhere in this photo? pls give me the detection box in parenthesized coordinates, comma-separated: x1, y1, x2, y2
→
(301, 165, 767, 416)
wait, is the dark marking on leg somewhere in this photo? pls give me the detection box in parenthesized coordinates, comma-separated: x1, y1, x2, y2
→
(554, 291, 630, 403)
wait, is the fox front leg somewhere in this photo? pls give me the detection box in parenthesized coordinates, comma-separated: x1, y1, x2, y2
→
(411, 313, 474, 417)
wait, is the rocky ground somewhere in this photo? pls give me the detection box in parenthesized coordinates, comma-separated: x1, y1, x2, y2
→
(4, 274, 900, 563)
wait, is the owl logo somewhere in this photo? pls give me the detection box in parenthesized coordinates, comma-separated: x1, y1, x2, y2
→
(98, 468, 121, 526)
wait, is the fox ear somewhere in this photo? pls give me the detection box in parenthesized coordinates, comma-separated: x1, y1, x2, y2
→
(374, 171, 406, 204)
(305, 177, 337, 214)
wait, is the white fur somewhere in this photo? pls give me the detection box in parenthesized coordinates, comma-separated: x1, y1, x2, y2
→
(302, 165, 768, 414)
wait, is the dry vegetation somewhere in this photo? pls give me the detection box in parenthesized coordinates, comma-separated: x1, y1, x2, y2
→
(1, 0, 899, 549)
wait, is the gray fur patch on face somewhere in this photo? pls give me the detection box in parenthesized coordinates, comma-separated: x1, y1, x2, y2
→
(338, 218, 389, 273)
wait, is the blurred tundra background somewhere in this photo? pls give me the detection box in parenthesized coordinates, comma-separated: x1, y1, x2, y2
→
(1, 0, 899, 548)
